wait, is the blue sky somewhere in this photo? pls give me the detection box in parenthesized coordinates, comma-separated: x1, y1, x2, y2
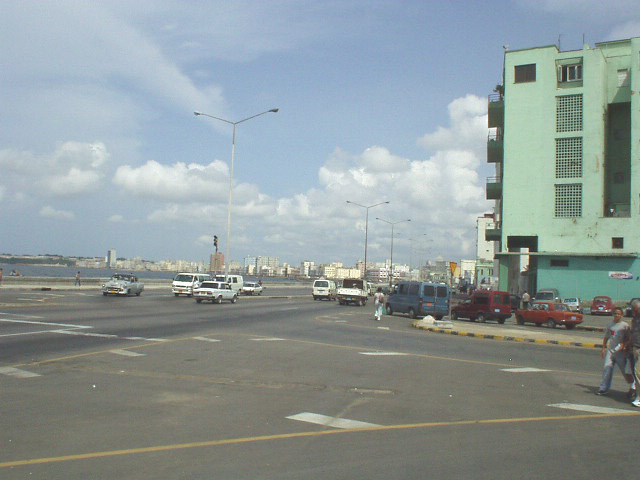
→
(1, 0, 639, 267)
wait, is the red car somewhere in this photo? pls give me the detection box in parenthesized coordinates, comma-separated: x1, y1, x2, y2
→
(591, 296, 614, 315)
(515, 301, 583, 329)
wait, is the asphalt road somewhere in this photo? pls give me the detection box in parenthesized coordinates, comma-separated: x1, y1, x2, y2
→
(1, 289, 639, 479)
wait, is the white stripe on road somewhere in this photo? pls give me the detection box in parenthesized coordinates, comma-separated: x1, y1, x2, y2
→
(501, 368, 551, 373)
(0, 313, 44, 319)
(0, 318, 91, 329)
(53, 330, 118, 339)
(286, 412, 381, 429)
(359, 352, 407, 356)
(548, 403, 632, 414)
(0, 367, 41, 378)
(377, 326, 390, 330)
(250, 338, 285, 341)
(193, 336, 221, 342)
(110, 349, 145, 357)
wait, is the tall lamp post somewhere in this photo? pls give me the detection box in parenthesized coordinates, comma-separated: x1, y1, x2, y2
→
(376, 217, 410, 288)
(346, 200, 389, 280)
(194, 108, 278, 275)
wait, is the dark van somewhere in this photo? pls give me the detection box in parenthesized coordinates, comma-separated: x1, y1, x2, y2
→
(386, 281, 450, 319)
(451, 290, 512, 323)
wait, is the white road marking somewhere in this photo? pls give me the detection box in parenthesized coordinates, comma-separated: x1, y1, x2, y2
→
(376, 326, 390, 330)
(359, 352, 408, 356)
(52, 330, 118, 338)
(110, 349, 145, 357)
(548, 403, 632, 414)
(193, 336, 221, 342)
(501, 368, 551, 373)
(286, 412, 381, 429)
(0, 313, 44, 319)
(250, 337, 285, 341)
(0, 367, 42, 378)
(0, 318, 91, 329)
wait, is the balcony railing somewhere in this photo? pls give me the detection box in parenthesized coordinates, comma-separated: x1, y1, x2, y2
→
(486, 177, 502, 200)
(485, 222, 502, 242)
(487, 131, 503, 163)
(488, 93, 504, 128)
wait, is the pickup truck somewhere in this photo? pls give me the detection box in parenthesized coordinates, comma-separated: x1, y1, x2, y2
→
(337, 278, 368, 306)
(515, 301, 583, 329)
(193, 281, 238, 304)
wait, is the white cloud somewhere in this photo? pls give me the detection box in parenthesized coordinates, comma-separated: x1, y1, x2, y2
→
(39, 206, 75, 221)
(108, 215, 124, 223)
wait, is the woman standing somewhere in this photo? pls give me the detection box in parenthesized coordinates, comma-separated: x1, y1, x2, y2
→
(374, 287, 385, 321)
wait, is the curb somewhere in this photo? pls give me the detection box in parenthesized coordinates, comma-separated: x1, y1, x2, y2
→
(412, 322, 601, 349)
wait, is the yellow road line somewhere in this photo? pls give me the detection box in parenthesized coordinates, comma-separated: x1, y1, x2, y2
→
(2, 411, 638, 468)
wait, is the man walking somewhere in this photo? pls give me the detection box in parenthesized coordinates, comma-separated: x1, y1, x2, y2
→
(627, 299, 640, 407)
(596, 307, 633, 396)
(75, 271, 81, 287)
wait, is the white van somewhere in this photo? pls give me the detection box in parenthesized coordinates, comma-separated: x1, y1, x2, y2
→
(214, 274, 244, 293)
(312, 279, 337, 301)
(172, 273, 212, 296)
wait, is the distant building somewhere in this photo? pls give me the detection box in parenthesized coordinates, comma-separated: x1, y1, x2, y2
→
(107, 249, 117, 268)
(487, 37, 640, 300)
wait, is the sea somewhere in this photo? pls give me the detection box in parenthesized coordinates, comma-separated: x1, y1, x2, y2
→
(0, 263, 301, 283)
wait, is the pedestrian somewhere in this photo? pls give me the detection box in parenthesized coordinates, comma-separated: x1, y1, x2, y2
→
(75, 271, 81, 286)
(374, 287, 385, 321)
(596, 307, 634, 396)
(522, 291, 531, 309)
(626, 299, 640, 407)
(0, 268, 3, 287)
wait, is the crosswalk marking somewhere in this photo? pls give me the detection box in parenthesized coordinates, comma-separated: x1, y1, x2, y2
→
(110, 349, 145, 357)
(286, 412, 381, 429)
(501, 367, 551, 373)
(548, 403, 632, 414)
(0, 367, 41, 378)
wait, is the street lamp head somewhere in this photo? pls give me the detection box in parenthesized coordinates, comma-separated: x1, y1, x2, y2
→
(193, 111, 202, 116)
(269, 108, 279, 113)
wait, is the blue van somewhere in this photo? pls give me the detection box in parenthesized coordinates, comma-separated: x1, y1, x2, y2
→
(386, 281, 450, 319)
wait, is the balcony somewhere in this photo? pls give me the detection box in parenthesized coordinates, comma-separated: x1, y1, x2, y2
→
(486, 176, 502, 200)
(488, 93, 504, 128)
(487, 131, 503, 163)
(485, 223, 502, 242)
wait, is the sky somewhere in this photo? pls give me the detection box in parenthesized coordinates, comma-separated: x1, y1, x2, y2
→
(1, 0, 639, 268)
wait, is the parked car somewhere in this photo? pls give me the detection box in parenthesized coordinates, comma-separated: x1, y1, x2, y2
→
(509, 294, 521, 311)
(562, 297, 581, 312)
(172, 273, 211, 296)
(241, 282, 263, 295)
(625, 298, 640, 317)
(451, 290, 511, 324)
(591, 296, 614, 315)
(312, 279, 336, 301)
(515, 301, 583, 329)
(386, 281, 450, 320)
(102, 273, 144, 296)
(193, 281, 238, 304)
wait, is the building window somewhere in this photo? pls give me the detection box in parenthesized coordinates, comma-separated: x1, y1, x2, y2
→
(556, 94, 583, 132)
(558, 64, 582, 82)
(612, 237, 624, 249)
(555, 137, 582, 178)
(555, 183, 582, 217)
(514, 64, 536, 83)
(550, 259, 569, 267)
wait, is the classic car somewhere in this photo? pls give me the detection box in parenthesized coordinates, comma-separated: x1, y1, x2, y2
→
(515, 301, 583, 329)
(241, 282, 263, 295)
(193, 281, 238, 304)
(591, 296, 614, 315)
(102, 273, 144, 296)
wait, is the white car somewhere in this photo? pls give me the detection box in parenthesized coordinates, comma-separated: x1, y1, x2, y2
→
(563, 297, 581, 312)
(102, 274, 144, 296)
(241, 282, 263, 295)
(193, 281, 238, 304)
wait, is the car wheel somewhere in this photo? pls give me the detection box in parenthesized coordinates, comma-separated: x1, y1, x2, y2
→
(565, 324, 576, 330)
(546, 318, 556, 328)
(102, 292, 107, 296)
(408, 308, 417, 319)
(174, 293, 179, 297)
(231, 295, 238, 304)
(516, 315, 524, 325)
(196, 299, 202, 303)
(451, 311, 458, 320)
(497, 318, 505, 324)
(136, 291, 141, 296)
(477, 314, 485, 323)
(386, 304, 393, 316)
(215, 296, 222, 304)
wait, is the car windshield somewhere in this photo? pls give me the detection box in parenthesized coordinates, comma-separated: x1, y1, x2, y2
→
(315, 281, 329, 288)
(555, 304, 569, 311)
(199, 282, 219, 289)
(564, 298, 577, 303)
(594, 297, 609, 303)
(174, 274, 194, 282)
(112, 274, 133, 281)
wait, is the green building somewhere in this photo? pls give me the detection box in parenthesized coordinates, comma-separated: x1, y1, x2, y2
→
(488, 37, 640, 302)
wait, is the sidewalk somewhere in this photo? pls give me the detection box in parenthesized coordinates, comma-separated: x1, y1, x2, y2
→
(412, 317, 603, 349)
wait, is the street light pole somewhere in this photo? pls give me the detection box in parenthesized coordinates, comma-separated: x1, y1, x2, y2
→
(346, 200, 389, 280)
(194, 108, 278, 275)
(376, 217, 410, 288)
